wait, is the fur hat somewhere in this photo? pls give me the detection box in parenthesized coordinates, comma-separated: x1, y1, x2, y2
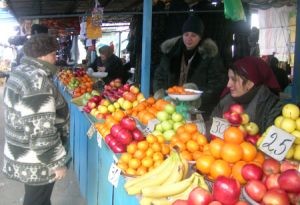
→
(182, 15, 204, 37)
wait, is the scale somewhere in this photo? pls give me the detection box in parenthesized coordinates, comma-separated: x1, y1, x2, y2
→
(167, 89, 206, 134)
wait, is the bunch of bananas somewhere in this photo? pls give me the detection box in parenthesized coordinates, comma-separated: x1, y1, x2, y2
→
(124, 151, 209, 205)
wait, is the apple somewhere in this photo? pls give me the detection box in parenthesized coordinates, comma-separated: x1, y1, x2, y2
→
(100, 99, 110, 106)
(291, 130, 300, 144)
(288, 193, 300, 205)
(136, 93, 145, 102)
(155, 123, 164, 132)
(212, 176, 241, 205)
(274, 116, 284, 128)
(245, 134, 260, 145)
(95, 113, 103, 120)
(113, 102, 121, 109)
(123, 91, 137, 102)
(296, 117, 300, 130)
(280, 117, 296, 133)
(120, 117, 136, 131)
(244, 122, 259, 135)
(187, 187, 213, 205)
(97, 105, 108, 114)
(229, 104, 244, 114)
(161, 121, 173, 131)
(208, 201, 222, 205)
(163, 130, 176, 141)
(117, 97, 125, 105)
(262, 188, 290, 205)
(293, 144, 300, 160)
(172, 199, 188, 205)
(131, 128, 145, 141)
(157, 111, 170, 121)
(110, 141, 126, 153)
(152, 130, 163, 136)
(223, 111, 231, 120)
(173, 122, 184, 131)
(241, 163, 263, 181)
(107, 104, 116, 113)
(227, 112, 242, 125)
(121, 100, 133, 110)
(115, 129, 133, 145)
(265, 173, 280, 190)
(285, 146, 294, 159)
(278, 169, 300, 193)
(82, 106, 91, 113)
(123, 83, 131, 91)
(172, 112, 184, 122)
(280, 160, 298, 172)
(129, 85, 140, 94)
(241, 113, 250, 125)
(262, 158, 280, 175)
(165, 104, 176, 114)
(282, 103, 300, 120)
(245, 180, 267, 202)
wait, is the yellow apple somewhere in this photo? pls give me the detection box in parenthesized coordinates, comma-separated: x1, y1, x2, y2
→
(282, 103, 300, 120)
(107, 104, 116, 113)
(285, 145, 294, 159)
(244, 122, 259, 135)
(274, 116, 284, 128)
(241, 113, 250, 125)
(291, 130, 300, 145)
(100, 99, 110, 106)
(296, 118, 300, 131)
(113, 102, 121, 109)
(293, 144, 300, 160)
(132, 100, 139, 107)
(137, 93, 145, 102)
(121, 100, 133, 110)
(117, 97, 125, 106)
(97, 105, 108, 114)
(280, 117, 296, 133)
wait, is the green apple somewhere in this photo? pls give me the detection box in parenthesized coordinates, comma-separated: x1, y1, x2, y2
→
(295, 118, 300, 130)
(152, 130, 162, 136)
(282, 103, 300, 120)
(171, 112, 183, 122)
(244, 122, 259, 135)
(173, 121, 184, 131)
(161, 121, 173, 131)
(280, 117, 296, 133)
(291, 130, 300, 145)
(163, 130, 176, 141)
(156, 111, 170, 121)
(293, 144, 300, 160)
(274, 116, 284, 128)
(241, 113, 250, 125)
(155, 123, 164, 132)
(164, 104, 176, 114)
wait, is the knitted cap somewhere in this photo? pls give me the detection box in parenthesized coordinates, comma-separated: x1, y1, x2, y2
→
(182, 15, 204, 37)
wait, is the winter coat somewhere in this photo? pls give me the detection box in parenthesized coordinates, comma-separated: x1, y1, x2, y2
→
(3, 56, 70, 185)
(153, 36, 227, 119)
(211, 85, 283, 133)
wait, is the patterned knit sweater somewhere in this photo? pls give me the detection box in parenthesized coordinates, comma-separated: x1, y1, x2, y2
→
(2, 56, 70, 185)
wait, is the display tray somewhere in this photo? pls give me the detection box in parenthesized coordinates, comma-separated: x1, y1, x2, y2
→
(167, 89, 203, 101)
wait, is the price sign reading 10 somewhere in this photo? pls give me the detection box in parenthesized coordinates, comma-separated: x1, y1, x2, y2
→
(259, 125, 295, 161)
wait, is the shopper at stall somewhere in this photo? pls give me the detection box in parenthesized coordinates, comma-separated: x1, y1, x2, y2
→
(2, 33, 70, 205)
(153, 15, 227, 120)
(211, 56, 283, 133)
(88, 45, 129, 84)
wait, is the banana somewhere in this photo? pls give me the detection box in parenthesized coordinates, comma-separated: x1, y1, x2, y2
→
(163, 153, 185, 184)
(179, 153, 189, 179)
(126, 155, 177, 195)
(124, 153, 174, 190)
(150, 198, 172, 205)
(139, 197, 153, 205)
(168, 174, 200, 203)
(198, 174, 209, 191)
(141, 172, 195, 198)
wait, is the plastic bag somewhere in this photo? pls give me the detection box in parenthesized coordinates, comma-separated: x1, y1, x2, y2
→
(86, 16, 102, 39)
(224, 0, 246, 21)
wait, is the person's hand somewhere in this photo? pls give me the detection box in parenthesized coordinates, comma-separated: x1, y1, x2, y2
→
(98, 67, 106, 72)
(54, 166, 67, 181)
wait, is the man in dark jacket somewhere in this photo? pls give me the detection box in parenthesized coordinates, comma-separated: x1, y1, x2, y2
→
(153, 15, 227, 120)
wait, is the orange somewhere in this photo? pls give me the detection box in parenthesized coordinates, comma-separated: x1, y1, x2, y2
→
(153, 160, 163, 168)
(240, 141, 257, 162)
(180, 150, 193, 161)
(128, 158, 141, 169)
(146, 134, 158, 144)
(137, 141, 149, 151)
(179, 132, 192, 143)
(184, 123, 198, 134)
(210, 159, 232, 179)
(252, 151, 265, 166)
(176, 126, 186, 135)
(170, 135, 180, 145)
(133, 149, 146, 160)
(127, 142, 138, 154)
(136, 166, 148, 176)
(112, 110, 126, 121)
(221, 143, 243, 163)
(151, 142, 162, 152)
(172, 141, 186, 151)
(126, 167, 137, 176)
(193, 133, 208, 146)
(119, 153, 132, 164)
(223, 126, 245, 144)
(209, 138, 224, 159)
(161, 144, 171, 155)
(152, 152, 164, 161)
(186, 140, 200, 153)
(196, 155, 215, 174)
(192, 150, 203, 161)
(156, 135, 165, 144)
(146, 97, 156, 105)
(231, 161, 247, 184)
(141, 157, 154, 168)
(117, 161, 128, 171)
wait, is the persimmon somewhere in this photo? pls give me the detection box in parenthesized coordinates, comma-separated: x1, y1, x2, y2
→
(223, 126, 245, 144)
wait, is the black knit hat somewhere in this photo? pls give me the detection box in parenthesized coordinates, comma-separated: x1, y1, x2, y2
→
(182, 15, 204, 37)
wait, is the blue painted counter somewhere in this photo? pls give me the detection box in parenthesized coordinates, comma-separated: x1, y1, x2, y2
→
(56, 82, 139, 205)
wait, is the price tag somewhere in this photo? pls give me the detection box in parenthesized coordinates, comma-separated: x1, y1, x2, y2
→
(87, 125, 96, 139)
(146, 119, 160, 132)
(97, 132, 102, 148)
(259, 126, 295, 161)
(210, 117, 230, 138)
(108, 162, 121, 187)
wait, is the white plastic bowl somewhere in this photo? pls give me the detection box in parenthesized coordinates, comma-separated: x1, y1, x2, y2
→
(167, 89, 203, 101)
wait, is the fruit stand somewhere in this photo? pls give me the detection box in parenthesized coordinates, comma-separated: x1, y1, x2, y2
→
(55, 68, 300, 205)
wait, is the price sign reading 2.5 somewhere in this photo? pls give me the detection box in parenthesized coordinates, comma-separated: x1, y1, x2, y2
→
(259, 126, 295, 161)
(210, 117, 230, 139)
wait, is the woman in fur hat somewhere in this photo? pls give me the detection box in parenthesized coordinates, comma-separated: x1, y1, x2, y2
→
(153, 15, 227, 120)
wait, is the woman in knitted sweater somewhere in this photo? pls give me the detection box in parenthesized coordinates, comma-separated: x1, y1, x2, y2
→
(3, 34, 70, 205)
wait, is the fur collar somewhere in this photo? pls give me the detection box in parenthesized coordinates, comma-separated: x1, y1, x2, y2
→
(160, 36, 219, 58)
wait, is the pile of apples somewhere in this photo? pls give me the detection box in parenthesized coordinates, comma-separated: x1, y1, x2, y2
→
(73, 67, 86, 77)
(102, 78, 125, 102)
(223, 104, 260, 145)
(71, 90, 101, 106)
(105, 116, 145, 153)
(153, 103, 186, 141)
(243, 158, 300, 205)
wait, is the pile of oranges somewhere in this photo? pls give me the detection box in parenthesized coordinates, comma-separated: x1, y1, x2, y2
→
(58, 69, 73, 86)
(128, 98, 170, 125)
(170, 123, 208, 161)
(117, 134, 170, 176)
(72, 75, 94, 98)
(195, 126, 265, 184)
(167, 86, 195, 95)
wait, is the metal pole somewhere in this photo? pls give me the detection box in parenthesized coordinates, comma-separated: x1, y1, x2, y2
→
(292, 0, 300, 102)
(140, 0, 152, 97)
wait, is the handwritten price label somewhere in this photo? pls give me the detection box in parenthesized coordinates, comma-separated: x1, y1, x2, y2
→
(87, 125, 96, 139)
(108, 162, 121, 187)
(210, 117, 230, 138)
(259, 126, 295, 161)
(97, 132, 102, 148)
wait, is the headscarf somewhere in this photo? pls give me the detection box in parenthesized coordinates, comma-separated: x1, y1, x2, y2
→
(221, 56, 281, 97)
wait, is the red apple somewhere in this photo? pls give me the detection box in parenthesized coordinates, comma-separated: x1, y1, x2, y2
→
(120, 117, 137, 131)
(123, 83, 131, 91)
(123, 91, 137, 102)
(265, 173, 280, 190)
(110, 140, 126, 153)
(105, 134, 114, 145)
(262, 158, 280, 175)
(110, 124, 123, 137)
(187, 187, 213, 205)
(208, 201, 222, 205)
(245, 180, 267, 202)
(87, 101, 97, 109)
(235, 201, 248, 205)
(262, 188, 290, 205)
(82, 106, 91, 113)
(280, 160, 298, 172)
(212, 176, 241, 205)
(223, 111, 231, 120)
(245, 134, 260, 145)
(241, 163, 263, 181)
(131, 128, 145, 141)
(115, 129, 133, 145)
(229, 104, 244, 114)
(278, 169, 300, 193)
(228, 112, 242, 125)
